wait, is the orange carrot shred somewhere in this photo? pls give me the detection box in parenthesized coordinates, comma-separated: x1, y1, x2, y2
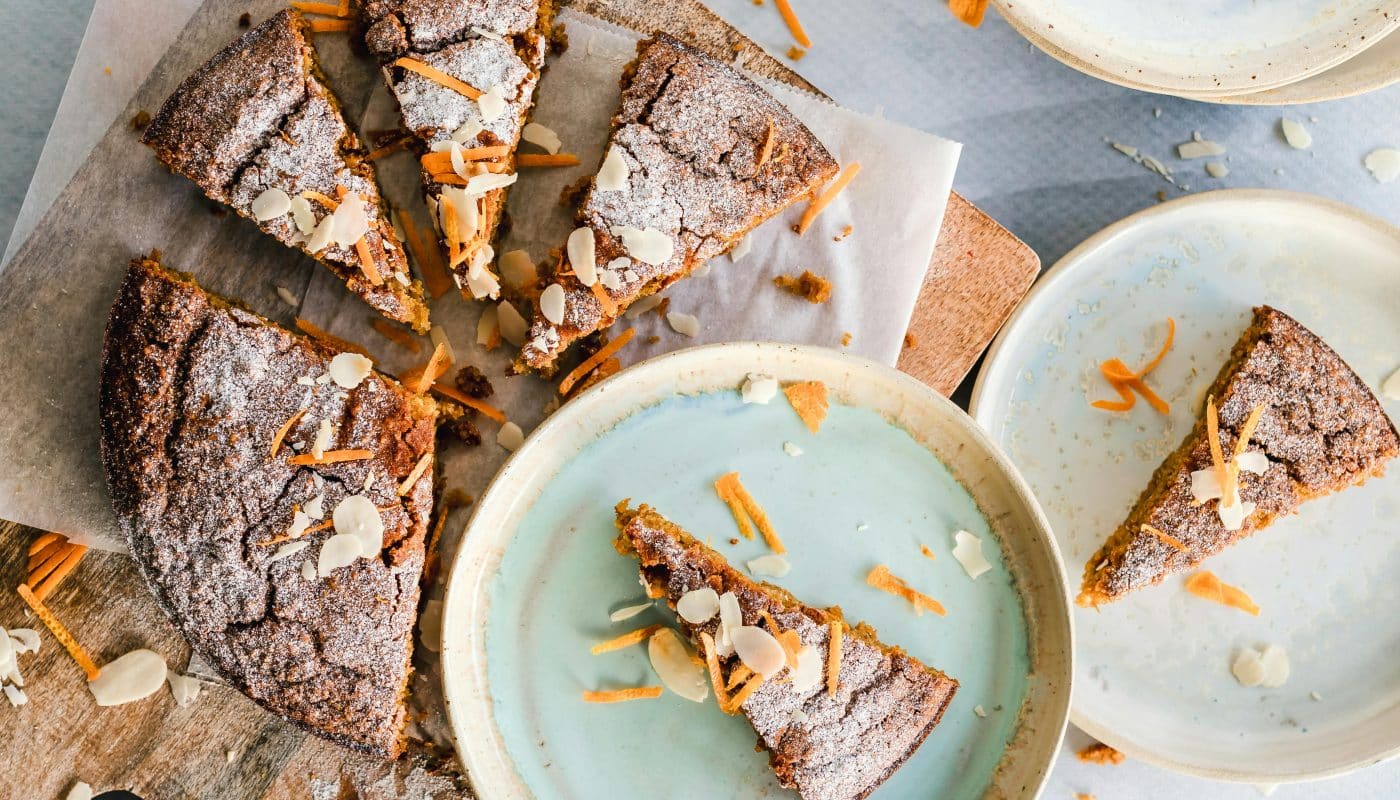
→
(406, 342, 451, 395)
(291, 2, 346, 15)
(287, 448, 374, 466)
(18, 584, 100, 681)
(32, 544, 88, 601)
(948, 0, 990, 27)
(714, 473, 785, 554)
(757, 120, 777, 167)
(517, 153, 582, 168)
(1235, 404, 1268, 459)
(337, 0, 350, 16)
(582, 686, 663, 703)
(420, 146, 511, 173)
(295, 318, 372, 357)
(797, 163, 860, 235)
(28, 532, 61, 556)
(1206, 396, 1230, 507)
(1091, 319, 1175, 414)
(774, 0, 813, 48)
(1090, 373, 1137, 412)
(1124, 376, 1170, 415)
(715, 475, 754, 541)
(269, 407, 307, 458)
(1184, 571, 1260, 616)
(393, 57, 483, 99)
(866, 564, 947, 616)
(370, 319, 422, 353)
(366, 136, 410, 161)
(559, 328, 635, 396)
(726, 664, 753, 690)
(1140, 524, 1188, 552)
(590, 282, 619, 320)
(398, 451, 434, 496)
(825, 621, 842, 696)
(699, 631, 731, 709)
(726, 671, 767, 713)
(428, 172, 470, 186)
(336, 186, 383, 286)
(591, 624, 663, 655)
(920, 544, 936, 560)
(308, 18, 354, 33)
(1138, 317, 1176, 376)
(301, 190, 339, 210)
(398, 210, 453, 299)
(27, 543, 70, 583)
(783, 381, 829, 432)
(430, 382, 508, 423)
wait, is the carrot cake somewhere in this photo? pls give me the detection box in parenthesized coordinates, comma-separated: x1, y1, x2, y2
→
(360, 0, 555, 300)
(99, 256, 437, 756)
(142, 10, 429, 331)
(615, 503, 957, 800)
(1079, 306, 1399, 606)
(516, 34, 839, 374)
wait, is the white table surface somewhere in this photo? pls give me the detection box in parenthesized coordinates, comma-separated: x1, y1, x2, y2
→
(1, 1, 1397, 797)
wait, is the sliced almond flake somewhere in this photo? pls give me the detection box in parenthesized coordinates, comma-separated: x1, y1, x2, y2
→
(540, 284, 567, 325)
(951, 530, 993, 579)
(1365, 149, 1400, 183)
(317, 533, 363, 577)
(497, 301, 528, 346)
(477, 304, 500, 347)
(315, 373, 333, 385)
(788, 645, 822, 693)
(1382, 368, 1400, 400)
(89, 649, 168, 707)
(973, 704, 988, 718)
(466, 263, 501, 300)
(624, 294, 664, 319)
(1280, 118, 1312, 149)
(741, 373, 778, 404)
(167, 672, 202, 708)
(8, 628, 39, 655)
(302, 495, 325, 520)
(611, 226, 673, 265)
(731, 625, 786, 678)
(746, 554, 791, 578)
(464, 172, 517, 197)
(522, 122, 563, 155)
(296, 376, 315, 386)
(676, 587, 720, 623)
(418, 599, 443, 652)
(307, 215, 336, 252)
(1177, 140, 1226, 159)
(1205, 162, 1229, 178)
(451, 119, 484, 143)
(312, 419, 332, 459)
(3, 683, 27, 707)
(595, 146, 628, 191)
(717, 591, 742, 655)
(477, 84, 507, 122)
(301, 560, 316, 580)
(329, 193, 370, 248)
(667, 312, 700, 338)
(609, 601, 653, 622)
(1235, 451, 1269, 475)
(449, 141, 469, 179)
(269, 541, 310, 563)
(730, 233, 752, 262)
(66, 782, 94, 800)
(328, 352, 373, 389)
(498, 249, 537, 288)
(251, 187, 292, 221)
(498, 421, 525, 451)
(783, 441, 803, 457)
(648, 628, 708, 702)
(1217, 495, 1256, 531)
(567, 227, 598, 286)
(429, 326, 456, 364)
(275, 285, 300, 308)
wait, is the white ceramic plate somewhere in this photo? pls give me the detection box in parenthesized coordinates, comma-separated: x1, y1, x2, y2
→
(994, 0, 1400, 97)
(970, 190, 1400, 782)
(440, 343, 1072, 799)
(1189, 25, 1400, 105)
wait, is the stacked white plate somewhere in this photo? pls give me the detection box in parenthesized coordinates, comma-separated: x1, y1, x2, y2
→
(994, 0, 1400, 104)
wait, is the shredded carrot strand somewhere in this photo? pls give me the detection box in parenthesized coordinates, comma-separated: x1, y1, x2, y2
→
(17, 584, 100, 681)
(825, 621, 842, 696)
(33, 544, 88, 601)
(714, 475, 754, 540)
(430, 382, 507, 423)
(295, 318, 372, 357)
(590, 282, 619, 320)
(591, 624, 663, 655)
(291, 2, 347, 15)
(582, 686, 663, 703)
(428, 172, 470, 186)
(1184, 571, 1260, 616)
(717, 473, 785, 554)
(269, 408, 307, 459)
(1206, 396, 1230, 507)
(301, 190, 339, 210)
(260, 517, 334, 546)
(1090, 373, 1136, 412)
(420, 146, 511, 173)
(1234, 404, 1268, 459)
(308, 18, 354, 32)
(1124, 376, 1169, 415)
(559, 328, 635, 395)
(365, 136, 410, 161)
(393, 57, 483, 99)
(774, 0, 813, 48)
(920, 544, 937, 560)
(699, 632, 731, 709)
(949, 0, 990, 27)
(398, 210, 453, 299)
(1141, 524, 1188, 552)
(287, 448, 374, 466)
(440, 194, 461, 271)
(797, 163, 860, 235)
(726, 664, 753, 690)
(725, 672, 767, 713)
(866, 564, 947, 616)
(407, 342, 451, 395)
(337, 0, 350, 17)
(398, 451, 434, 496)
(1092, 320, 1175, 414)
(518, 153, 582, 168)
(757, 121, 777, 167)
(28, 532, 61, 556)
(335, 186, 384, 286)
(370, 319, 422, 353)
(27, 542, 70, 583)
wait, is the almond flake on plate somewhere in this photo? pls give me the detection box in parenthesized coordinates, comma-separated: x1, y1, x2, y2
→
(1232, 644, 1289, 688)
(648, 628, 708, 702)
(1177, 140, 1226, 159)
(624, 294, 664, 319)
(521, 122, 562, 154)
(741, 373, 778, 404)
(729, 234, 751, 262)
(89, 649, 168, 707)
(497, 301, 529, 346)
(951, 530, 992, 579)
(1205, 162, 1229, 178)
(1365, 149, 1400, 183)
(464, 172, 518, 196)
(595, 146, 628, 191)
(540, 284, 567, 325)
(746, 554, 791, 578)
(418, 599, 443, 652)
(667, 312, 700, 338)
(251, 187, 291, 221)
(498, 249, 537, 288)
(67, 782, 94, 800)
(274, 285, 299, 308)
(167, 672, 202, 708)
(730, 625, 786, 678)
(1382, 368, 1400, 400)
(610, 226, 673, 265)
(567, 227, 597, 286)
(452, 118, 484, 143)
(307, 215, 336, 253)
(1280, 118, 1312, 149)
(610, 601, 653, 622)
(328, 352, 373, 389)
(676, 587, 719, 623)
(3, 683, 26, 707)
(973, 704, 988, 717)
(498, 421, 525, 451)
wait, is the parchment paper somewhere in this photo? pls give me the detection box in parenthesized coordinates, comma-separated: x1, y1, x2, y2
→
(0, 3, 959, 558)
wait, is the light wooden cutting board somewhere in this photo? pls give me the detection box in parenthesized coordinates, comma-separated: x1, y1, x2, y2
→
(0, 1, 1037, 797)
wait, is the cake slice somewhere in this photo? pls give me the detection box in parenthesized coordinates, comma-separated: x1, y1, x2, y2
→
(360, 0, 555, 300)
(516, 34, 839, 374)
(99, 256, 437, 756)
(1079, 306, 1399, 606)
(615, 503, 957, 800)
(142, 10, 429, 331)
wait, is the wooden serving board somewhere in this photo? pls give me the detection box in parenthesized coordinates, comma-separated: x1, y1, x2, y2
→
(0, 1, 1037, 798)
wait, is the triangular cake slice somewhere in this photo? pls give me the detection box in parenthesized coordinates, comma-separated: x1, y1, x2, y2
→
(516, 34, 839, 374)
(1079, 306, 1399, 606)
(615, 503, 957, 800)
(99, 256, 437, 756)
(360, 0, 555, 300)
(142, 10, 430, 331)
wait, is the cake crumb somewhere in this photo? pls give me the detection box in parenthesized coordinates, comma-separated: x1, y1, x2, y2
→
(1076, 794, 1096, 800)
(653, 297, 671, 318)
(238, 12, 251, 27)
(840, 332, 852, 346)
(454, 365, 495, 399)
(903, 333, 918, 349)
(786, 46, 806, 61)
(645, 335, 660, 345)
(1077, 742, 1125, 765)
(834, 224, 853, 242)
(972, 704, 987, 717)
(130, 110, 151, 130)
(774, 270, 832, 304)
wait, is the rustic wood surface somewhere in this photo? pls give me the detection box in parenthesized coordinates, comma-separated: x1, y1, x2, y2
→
(0, 0, 1038, 798)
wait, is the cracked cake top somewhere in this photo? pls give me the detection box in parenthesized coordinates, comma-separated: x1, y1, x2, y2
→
(99, 257, 437, 756)
(142, 10, 429, 332)
(516, 33, 839, 374)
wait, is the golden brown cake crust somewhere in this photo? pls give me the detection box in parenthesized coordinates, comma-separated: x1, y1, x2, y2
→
(615, 503, 957, 800)
(99, 257, 436, 756)
(1080, 305, 1400, 605)
(516, 33, 839, 374)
